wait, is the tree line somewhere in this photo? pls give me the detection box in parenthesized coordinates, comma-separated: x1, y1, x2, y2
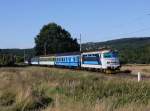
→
(1, 22, 150, 65)
(0, 54, 15, 66)
(0, 23, 80, 65)
(82, 37, 150, 64)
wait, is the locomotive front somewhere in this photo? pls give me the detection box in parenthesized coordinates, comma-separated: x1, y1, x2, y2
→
(101, 50, 120, 70)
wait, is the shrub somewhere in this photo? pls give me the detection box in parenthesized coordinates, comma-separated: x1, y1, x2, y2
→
(0, 54, 15, 66)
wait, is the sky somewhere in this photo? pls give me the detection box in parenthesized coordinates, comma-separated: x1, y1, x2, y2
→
(0, 0, 150, 48)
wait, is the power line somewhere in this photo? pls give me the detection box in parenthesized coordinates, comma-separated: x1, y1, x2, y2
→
(106, 13, 150, 38)
(115, 13, 150, 29)
(119, 27, 150, 36)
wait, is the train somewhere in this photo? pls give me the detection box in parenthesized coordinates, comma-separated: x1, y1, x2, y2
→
(25, 49, 121, 73)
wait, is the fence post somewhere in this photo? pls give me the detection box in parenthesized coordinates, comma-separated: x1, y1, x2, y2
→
(138, 72, 141, 82)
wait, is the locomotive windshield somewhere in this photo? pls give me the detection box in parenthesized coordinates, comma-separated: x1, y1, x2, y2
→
(103, 52, 118, 58)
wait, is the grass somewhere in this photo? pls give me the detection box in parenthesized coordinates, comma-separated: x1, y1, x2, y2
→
(0, 66, 150, 111)
(122, 64, 150, 76)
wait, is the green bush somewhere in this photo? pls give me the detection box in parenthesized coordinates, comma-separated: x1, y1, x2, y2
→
(0, 54, 15, 66)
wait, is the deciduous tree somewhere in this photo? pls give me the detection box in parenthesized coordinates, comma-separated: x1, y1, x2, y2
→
(34, 23, 79, 55)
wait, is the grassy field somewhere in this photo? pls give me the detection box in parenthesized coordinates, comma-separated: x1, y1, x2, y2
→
(0, 66, 150, 111)
(122, 64, 150, 77)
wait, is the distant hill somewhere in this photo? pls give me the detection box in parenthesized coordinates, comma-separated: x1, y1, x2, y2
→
(0, 48, 35, 63)
(0, 37, 150, 64)
(82, 37, 150, 50)
(0, 48, 35, 57)
(82, 37, 150, 64)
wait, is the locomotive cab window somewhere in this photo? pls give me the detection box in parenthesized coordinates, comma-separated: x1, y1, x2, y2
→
(103, 52, 118, 58)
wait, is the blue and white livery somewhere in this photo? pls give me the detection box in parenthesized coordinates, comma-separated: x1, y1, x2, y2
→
(26, 49, 120, 73)
(81, 50, 120, 70)
(55, 52, 80, 67)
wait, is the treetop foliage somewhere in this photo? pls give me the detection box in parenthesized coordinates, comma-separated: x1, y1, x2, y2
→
(34, 23, 79, 55)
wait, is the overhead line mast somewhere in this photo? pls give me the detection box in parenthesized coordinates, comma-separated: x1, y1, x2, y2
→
(80, 34, 82, 52)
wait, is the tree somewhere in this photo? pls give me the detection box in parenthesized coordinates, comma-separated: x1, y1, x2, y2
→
(0, 54, 15, 66)
(34, 23, 79, 55)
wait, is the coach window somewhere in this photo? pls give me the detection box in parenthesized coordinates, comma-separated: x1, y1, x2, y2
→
(78, 56, 80, 61)
(67, 57, 69, 62)
(73, 57, 76, 62)
(65, 57, 67, 62)
(65, 58, 66, 62)
(83, 55, 86, 57)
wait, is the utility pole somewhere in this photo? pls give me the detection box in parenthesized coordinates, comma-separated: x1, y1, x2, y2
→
(80, 34, 82, 52)
(24, 49, 26, 62)
(44, 41, 47, 56)
(77, 34, 82, 52)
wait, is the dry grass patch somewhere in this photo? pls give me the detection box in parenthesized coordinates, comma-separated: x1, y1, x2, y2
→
(0, 66, 150, 111)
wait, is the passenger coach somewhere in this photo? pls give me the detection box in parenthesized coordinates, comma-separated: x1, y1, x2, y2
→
(39, 55, 55, 66)
(55, 52, 80, 68)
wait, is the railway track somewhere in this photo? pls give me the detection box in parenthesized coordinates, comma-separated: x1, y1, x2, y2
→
(58, 66, 150, 81)
(29, 65, 150, 81)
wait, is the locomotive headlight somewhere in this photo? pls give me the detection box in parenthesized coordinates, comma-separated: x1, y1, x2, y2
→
(107, 61, 110, 64)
